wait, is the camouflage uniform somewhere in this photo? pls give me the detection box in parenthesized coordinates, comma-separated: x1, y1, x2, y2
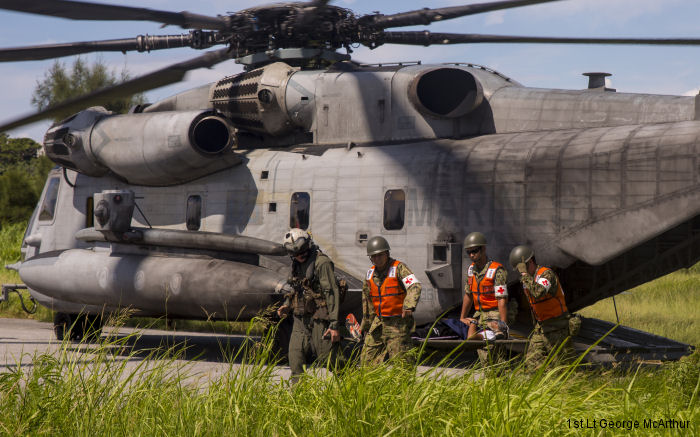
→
(285, 248, 344, 378)
(360, 260, 421, 365)
(465, 261, 514, 365)
(520, 267, 575, 370)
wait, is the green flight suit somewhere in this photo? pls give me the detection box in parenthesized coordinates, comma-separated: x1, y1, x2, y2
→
(360, 259, 422, 365)
(285, 248, 344, 378)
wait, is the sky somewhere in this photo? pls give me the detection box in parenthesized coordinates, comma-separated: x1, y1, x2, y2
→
(1, 0, 699, 142)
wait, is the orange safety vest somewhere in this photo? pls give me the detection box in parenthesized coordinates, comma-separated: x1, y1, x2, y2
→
(525, 266, 568, 322)
(366, 260, 406, 317)
(467, 261, 505, 311)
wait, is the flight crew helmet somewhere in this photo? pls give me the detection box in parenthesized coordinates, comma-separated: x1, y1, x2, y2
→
(463, 232, 487, 250)
(509, 245, 535, 269)
(283, 228, 312, 256)
(366, 236, 391, 256)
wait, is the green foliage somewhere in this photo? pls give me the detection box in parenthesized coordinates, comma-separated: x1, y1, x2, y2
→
(0, 326, 697, 436)
(0, 134, 41, 174)
(31, 57, 144, 121)
(0, 154, 53, 225)
(0, 221, 24, 266)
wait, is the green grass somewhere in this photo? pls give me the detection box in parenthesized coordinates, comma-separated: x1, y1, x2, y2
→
(580, 263, 700, 346)
(0, 322, 697, 436)
(0, 221, 24, 281)
(0, 222, 52, 322)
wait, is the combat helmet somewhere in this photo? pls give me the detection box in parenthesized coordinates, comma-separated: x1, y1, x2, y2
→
(463, 232, 487, 250)
(509, 245, 535, 269)
(366, 236, 390, 256)
(283, 228, 312, 256)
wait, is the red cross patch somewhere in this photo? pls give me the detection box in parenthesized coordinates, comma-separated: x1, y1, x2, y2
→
(402, 274, 419, 288)
(541, 279, 549, 286)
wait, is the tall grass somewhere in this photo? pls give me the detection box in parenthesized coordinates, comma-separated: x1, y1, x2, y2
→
(0, 323, 697, 436)
(0, 221, 52, 321)
(0, 221, 24, 282)
(580, 263, 700, 346)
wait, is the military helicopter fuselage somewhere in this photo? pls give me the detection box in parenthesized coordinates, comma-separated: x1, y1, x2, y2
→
(1, 1, 699, 352)
(16, 61, 700, 328)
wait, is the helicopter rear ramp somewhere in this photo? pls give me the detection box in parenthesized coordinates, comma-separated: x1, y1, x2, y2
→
(572, 317, 694, 364)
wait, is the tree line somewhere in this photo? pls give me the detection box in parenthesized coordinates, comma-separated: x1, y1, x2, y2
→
(0, 57, 142, 227)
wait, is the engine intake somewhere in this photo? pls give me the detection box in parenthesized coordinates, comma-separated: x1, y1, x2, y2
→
(408, 67, 484, 118)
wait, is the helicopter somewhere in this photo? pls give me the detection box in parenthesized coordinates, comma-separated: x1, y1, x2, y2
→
(0, 0, 697, 362)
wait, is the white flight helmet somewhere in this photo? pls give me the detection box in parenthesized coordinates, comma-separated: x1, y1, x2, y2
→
(283, 228, 312, 256)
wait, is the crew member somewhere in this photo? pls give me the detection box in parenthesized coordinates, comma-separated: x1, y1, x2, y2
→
(459, 232, 510, 365)
(360, 236, 421, 365)
(509, 245, 575, 370)
(278, 228, 343, 381)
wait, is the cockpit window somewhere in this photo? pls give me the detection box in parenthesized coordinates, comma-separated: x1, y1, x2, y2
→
(383, 189, 405, 230)
(38, 177, 60, 222)
(290, 192, 310, 230)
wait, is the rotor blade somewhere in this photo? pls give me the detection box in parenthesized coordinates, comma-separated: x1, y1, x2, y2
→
(0, 48, 232, 132)
(0, 35, 198, 62)
(379, 31, 700, 47)
(0, 0, 228, 30)
(371, 0, 563, 29)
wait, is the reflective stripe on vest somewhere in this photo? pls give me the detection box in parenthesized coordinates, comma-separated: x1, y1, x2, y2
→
(467, 261, 503, 311)
(526, 266, 568, 322)
(367, 260, 405, 317)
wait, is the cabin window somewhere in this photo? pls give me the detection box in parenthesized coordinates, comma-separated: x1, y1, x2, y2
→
(268, 202, 277, 213)
(383, 189, 405, 230)
(186, 195, 202, 231)
(261, 171, 269, 180)
(85, 197, 94, 228)
(290, 192, 310, 230)
(38, 177, 60, 222)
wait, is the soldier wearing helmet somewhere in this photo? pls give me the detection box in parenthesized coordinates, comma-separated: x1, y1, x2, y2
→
(460, 232, 510, 365)
(460, 233, 509, 332)
(278, 228, 344, 381)
(360, 236, 422, 365)
(509, 245, 575, 370)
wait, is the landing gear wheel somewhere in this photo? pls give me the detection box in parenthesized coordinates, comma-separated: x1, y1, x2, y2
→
(53, 312, 72, 341)
(53, 313, 103, 342)
(53, 312, 83, 341)
(69, 315, 85, 341)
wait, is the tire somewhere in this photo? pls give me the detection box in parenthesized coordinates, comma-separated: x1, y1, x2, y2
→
(53, 312, 72, 341)
(53, 313, 103, 342)
(69, 314, 85, 342)
(53, 312, 84, 341)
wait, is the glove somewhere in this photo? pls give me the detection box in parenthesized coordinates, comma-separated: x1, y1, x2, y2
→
(516, 262, 527, 274)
